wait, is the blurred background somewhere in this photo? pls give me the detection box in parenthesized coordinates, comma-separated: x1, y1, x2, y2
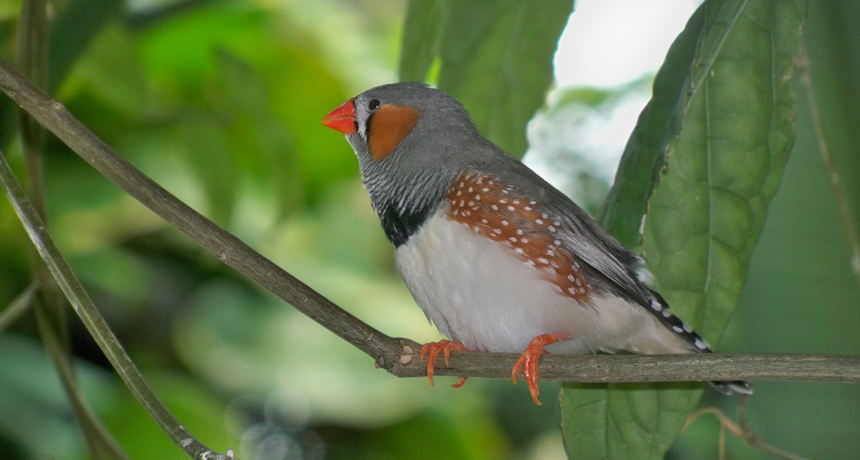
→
(0, 0, 858, 459)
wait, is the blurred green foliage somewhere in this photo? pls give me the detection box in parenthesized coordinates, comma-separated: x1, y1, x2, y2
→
(0, 1, 859, 460)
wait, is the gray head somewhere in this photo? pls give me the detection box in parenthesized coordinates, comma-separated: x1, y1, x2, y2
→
(323, 82, 504, 244)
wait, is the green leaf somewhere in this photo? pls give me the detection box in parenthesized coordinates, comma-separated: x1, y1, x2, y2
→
(49, 0, 125, 93)
(401, 0, 574, 157)
(562, 1, 806, 459)
(644, 0, 805, 342)
(399, 0, 446, 82)
(596, 6, 706, 249)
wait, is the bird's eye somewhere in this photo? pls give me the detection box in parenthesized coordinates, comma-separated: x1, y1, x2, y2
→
(368, 99, 381, 111)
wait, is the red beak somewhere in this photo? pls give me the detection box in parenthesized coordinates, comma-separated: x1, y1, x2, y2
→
(322, 98, 357, 133)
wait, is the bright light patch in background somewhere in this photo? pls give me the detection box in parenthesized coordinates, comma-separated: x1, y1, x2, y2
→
(525, 0, 700, 209)
(554, 0, 698, 88)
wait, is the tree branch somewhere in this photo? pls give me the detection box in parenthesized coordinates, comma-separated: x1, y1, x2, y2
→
(1, 57, 859, 387)
(0, 147, 232, 460)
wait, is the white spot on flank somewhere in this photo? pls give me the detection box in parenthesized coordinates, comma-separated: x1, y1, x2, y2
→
(468, 201, 474, 206)
(508, 206, 515, 211)
(550, 261, 559, 268)
(672, 326, 683, 333)
(468, 187, 473, 192)
(517, 229, 524, 235)
(535, 219, 544, 225)
(456, 191, 462, 196)
(575, 278, 582, 286)
(554, 240, 561, 246)
(513, 199, 520, 204)
(459, 200, 464, 206)
(525, 206, 532, 211)
(530, 201, 537, 205)
(493, 228, 502, 234)
(538, 258, 548, 264)
(542, 213, 549, 219)
(683, 323, 692, 332)
(491, 205, 499, 211)
(473, 226, 480, 232)
(501, 220, 509, 226)
(481, 219, 488, 224)
(483, 188, 489, 192)
(521, 238, 529, 243)
(568, 287, 577, 294)
(651, 301, 663, 311)
(502, 190, 509, 194)
(694, 338, 707, 350)
(475, 195, 481, 200)
(509, 237, 518, 242)
(499, 199, 508, 204)
(452, 210, 459, 216)
(515, 247, 524, 254)
(547, 250, 555, 256)
(568, 274, 575, 282)
(548, 226, 556, 232)
(526, 260, 535, 266)
(662, 310, 671, 317)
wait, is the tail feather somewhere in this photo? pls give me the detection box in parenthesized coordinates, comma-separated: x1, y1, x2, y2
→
(710, 380, 752, 395)
(642, 290, 751, 395)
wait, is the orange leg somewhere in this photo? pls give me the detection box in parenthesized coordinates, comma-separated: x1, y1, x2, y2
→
(420, 340, 468, 388)
(512, 332, 571, 405)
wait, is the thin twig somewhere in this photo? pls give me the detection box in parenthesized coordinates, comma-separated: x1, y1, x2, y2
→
(0, 149, 233, 460)
(0, 283, 37, 332)
(17, 2, 127, 458)
(34, 306, 130, 460)
(1, 58, 860, 386)
(797, 50, 860, 292)
(683, 402, 809, 460)
(736, 394, 810, 460)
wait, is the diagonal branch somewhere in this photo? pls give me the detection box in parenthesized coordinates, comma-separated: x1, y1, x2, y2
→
(0, 147, 232, 460)
(0, 56, 404, 369)
(1, 57, 859, 387)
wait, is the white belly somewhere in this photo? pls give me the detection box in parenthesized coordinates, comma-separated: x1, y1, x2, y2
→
(396, 210, 688, 355)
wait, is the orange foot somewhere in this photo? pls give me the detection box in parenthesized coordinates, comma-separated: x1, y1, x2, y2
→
(420, 340, 468, 388)
(512, 332, 571, 405)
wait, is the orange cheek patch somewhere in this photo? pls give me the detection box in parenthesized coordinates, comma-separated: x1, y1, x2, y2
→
(368, 104, 422, 161)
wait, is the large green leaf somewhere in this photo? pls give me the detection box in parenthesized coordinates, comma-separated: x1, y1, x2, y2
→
(596, 5, 706, 250)
(562, 1, 806, 459)
(399, 0, 574, 157)
(399, 0, 446, 83)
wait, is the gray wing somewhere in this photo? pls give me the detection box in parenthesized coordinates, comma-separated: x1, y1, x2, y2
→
(491, 157, 653, 305)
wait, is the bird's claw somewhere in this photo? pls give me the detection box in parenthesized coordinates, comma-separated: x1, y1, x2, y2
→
(512, 332, 571, 405)
(420, 340, 467, 388)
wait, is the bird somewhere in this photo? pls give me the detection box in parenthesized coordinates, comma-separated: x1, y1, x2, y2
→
(321, 82, 750, 405)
